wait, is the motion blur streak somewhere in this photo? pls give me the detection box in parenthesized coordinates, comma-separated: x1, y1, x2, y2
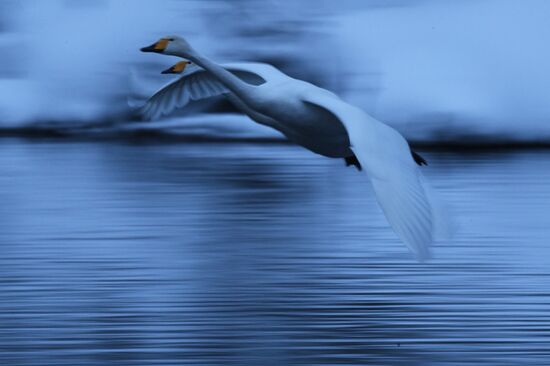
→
(2, 0, 550, 143)
(1, 140, 550, 365)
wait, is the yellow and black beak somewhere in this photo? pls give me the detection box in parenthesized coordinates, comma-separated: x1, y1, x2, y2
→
(161, 61, 191, 74)
(141, 38, 171, 53)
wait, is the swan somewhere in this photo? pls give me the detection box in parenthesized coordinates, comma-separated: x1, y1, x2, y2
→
(139, 36, 450, 259)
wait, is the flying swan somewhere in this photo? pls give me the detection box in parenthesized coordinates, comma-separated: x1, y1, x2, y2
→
(139, 36, 450, 259)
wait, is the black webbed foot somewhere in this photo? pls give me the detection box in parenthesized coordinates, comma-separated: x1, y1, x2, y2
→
(344, 155, 362, 171)
(411, 150, 428, 166)
(345, 151, 425, 171)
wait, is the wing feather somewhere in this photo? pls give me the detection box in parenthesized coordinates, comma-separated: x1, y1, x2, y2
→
(304, 91, 450, 260)
(138, 63, 276, 121)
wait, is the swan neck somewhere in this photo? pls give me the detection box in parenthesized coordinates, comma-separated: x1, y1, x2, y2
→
(183, 52, 255, 103)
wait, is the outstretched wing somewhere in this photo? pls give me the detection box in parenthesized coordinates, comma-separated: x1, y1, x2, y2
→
(138, 62, 285, 121)
(139, 70, 228, 120)
(304, 90, 448, 260)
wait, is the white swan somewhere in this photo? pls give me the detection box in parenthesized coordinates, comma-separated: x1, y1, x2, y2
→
(140, 36, 449, 259)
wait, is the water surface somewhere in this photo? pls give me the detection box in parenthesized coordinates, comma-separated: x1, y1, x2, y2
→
(1, 139, 550, 365)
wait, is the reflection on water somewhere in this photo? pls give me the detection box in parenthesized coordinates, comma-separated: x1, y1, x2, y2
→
(1, 139, 550, 365)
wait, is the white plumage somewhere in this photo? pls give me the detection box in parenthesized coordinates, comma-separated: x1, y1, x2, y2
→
(139, 36, 452, 259)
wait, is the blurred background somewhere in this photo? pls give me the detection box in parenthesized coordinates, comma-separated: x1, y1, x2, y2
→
(2, 1, 550, 366)
(2, 0, 550, 143)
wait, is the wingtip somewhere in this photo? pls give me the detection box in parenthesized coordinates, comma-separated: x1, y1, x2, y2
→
(413, 243, 432, 262)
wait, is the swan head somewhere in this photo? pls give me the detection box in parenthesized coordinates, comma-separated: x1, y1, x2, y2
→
(140, 36, 194, 57)
(161, 61, 192, 74)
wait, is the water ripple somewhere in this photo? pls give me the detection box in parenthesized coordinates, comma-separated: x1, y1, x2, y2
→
(1, 140, 549, 365)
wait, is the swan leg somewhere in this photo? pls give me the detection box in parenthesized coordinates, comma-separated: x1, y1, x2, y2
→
(344, 155, 362, 171)
(346, 151, 425, 170)
(411, 150, 428, 166)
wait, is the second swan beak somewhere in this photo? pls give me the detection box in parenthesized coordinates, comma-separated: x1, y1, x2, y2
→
(161, 61, 191, 74)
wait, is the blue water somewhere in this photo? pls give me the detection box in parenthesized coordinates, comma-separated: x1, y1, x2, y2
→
(1, 139, 550, 365)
